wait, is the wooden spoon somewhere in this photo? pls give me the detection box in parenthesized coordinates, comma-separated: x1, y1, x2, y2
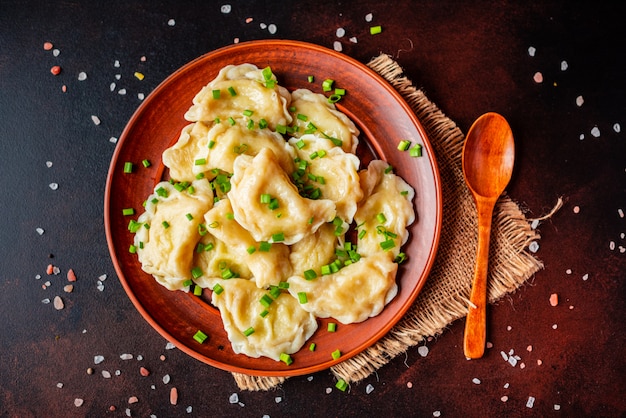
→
(462, 112, 515, 359)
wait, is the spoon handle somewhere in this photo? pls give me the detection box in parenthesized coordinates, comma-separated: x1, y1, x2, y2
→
(463, 198, 496, 359)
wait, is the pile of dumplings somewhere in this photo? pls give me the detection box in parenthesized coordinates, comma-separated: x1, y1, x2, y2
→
(132, 64, 415, 362)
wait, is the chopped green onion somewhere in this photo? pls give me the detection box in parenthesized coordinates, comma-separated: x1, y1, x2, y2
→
(331, 349, 341, 360)
(204, 242, 214, 251)
(214, 117, 221, 124)
(128, 244, 137, 254)
(122, 208, 134, 216)
(185, 213, 194, 221)
(138, 241, 144, 249)
(271, 232, 285, 242)
(328, 94, 342, 103)
(156, 187, 168, 197)
(304, 269, 318, 280)
(335, 378, 348, 392)
(380, 239, 396, 251)
(278, 281, 289, 289)
(376, 213, 387, 224)
(276, 124, 287, 134)
(182, 279, 193, 287)
(297, 113, 309, 121)
(289, 106, 297, 112)
(268, 198, 279, 210)
(309, 151, 319, 159)
(196, 172, 205, 179)
(193, 330, 208, 344)
(191, 266, 203, 279)
(327, 323, 337, 332)
(279, 353, 293, 366)
(307, 75, 314, 83)
(123, 162, 133, 174)
(317, 149, 327, 158)
(213, 283, 224, 295)
(410, 143, 423, 157)
(259, 119, 268, 129)
(309, 342, 316, 351)
(247, 245, 256, 254)
(321, 265, 331, 276)
(358, 229, 367, 239)
(397, 139, 411, 151)
(226, 212, 235, 220)
(198, 223, 208, 236)
(243, 109, 254, 117)
(208, 221, 219, 228)
(193, 285, 203, 296)
(260, 294, 274, 308)
(384, 165, 394, 174)
(400, 190, 409, 196)
(228, 117, 236, 126)
(262, 66, 273, 81)
(297, 292, 308, 304)
(142, 159, 151, 168)
(247, 119, 254, 129)
(221, 268, 236, 280)
(208, 140, 216, 149)
(259, 241, 272, 252)
(269, 285, 282, 299)
(260, 309, 269, 318)
(370, 25, 382, 35)
(242, 327, 255, 337)
(322, 78, 334, 92)
(162, 221, 170, 229)
(212, 89, 221, 99)
(295, 139, 306, 149)
(260, 193, 271, 204)
(228, 86, 237, 96)
(334, 88, 346, 96)
(394, 252, 408, 264)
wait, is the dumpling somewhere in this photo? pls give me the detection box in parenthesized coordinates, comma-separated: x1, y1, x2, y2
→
(134, 179, 214, 290)
(289, 134, 363, 223)
(228, 148, 337, 245)
(287, 252, 398, 324)
(289, 88, 359, 153)
(211, 278, 318, 361)
(191, 234, 253, 291)
(162, 122, 210, 183)
(184, 64, 292, 130)
(194, 122, 296, 177)
(355, 160, 415, 258)
(289, 223, 338, 277)
(203, 199, 292, 289)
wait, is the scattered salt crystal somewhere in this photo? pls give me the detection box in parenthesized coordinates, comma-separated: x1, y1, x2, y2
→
(418, 345, 429, 357)
(275, 396, 282, 403)
(36, 228, 45, 235)
(550, 293, 559, 306)
(566, 269, 572, 274)
(326, 387, 332, 394)
(582, 273, 589, 281)
(573, 205, 580, 213)
(520, 362, 526, 369)
(140, 367, 150, 376)
(537, 359, 543, 365)
(500, 351, 508, 361)
(187, 406, 192, 413)
(528, 46, 536, 56)
(260, 23, 267, 29)
(526, 396, 536, 408)
(407, 382, 413, 388)
(42, 298, 50, 304)
(49, 183, 59, 190)
(120, 353, 133, 360)
(366, 384, 374, 394)
(613, 123, 621, 133)
(114, 60, 120, 68)
(170, 387, 178, 405)
(245, 17, 253, 23)
(336, 28, 346, 37)
(115, 370, 121, 376)
(35, 274, 41, 280)
(220, 4, 231, 13)
(472, 378, 481, 384)
(128, 396, 138, 404)
(501, 396, 509, 402)
(508, 356, 518, 367)
(433, 411, 441, 417)
(44, 42, 53, 50)
(579, 133, 585, 140)
(97, 281, 105, 291)
(165, 342, 176, 350)
(163, 374, 171, 384)
(110, 82, 116, 92)
(333, 41, 342, 52)
(576, 95, 584, 107)
(118, 89, 127, 95)
(618, 209, 624, 218)
(527, 345, 533, 352)
(102, 370, 112, 378)
(46, 161, 53, 168)
(74, 398, 84, 407)
(507, 325, 512, 331)
(229, 393, 239, 404)
(125, 408, 131, 417)
(64, 285, 74, 293)
(529, 241, 539, 253)
(115, 74, 121, 80)
(530, 219, 539, 229)
(554, 404, 561, 410)
(57, 382, 63, 388)
(53, 296, 64, 310)
(53, 49, 60, 57)
(610, 241, 616, 250)
(503, 383, 510, 389)
(268, 24, 277, 34)
(552, 324, 558, 329)
(168, 19, 176, 26)
(78, 72, 87, 81)
(486, 341, 493, 348)
(591, 126, 600, 137)
(94, 355, 105, 364)
(533, 72, 543, 83)
(91, 115, 101, 125)
(307, 376, 313, 381)
(365, 13, 373, 22)
(560, 60, 568, 71)
(109, 137, 118, 143)
(138, 93, 145, 100)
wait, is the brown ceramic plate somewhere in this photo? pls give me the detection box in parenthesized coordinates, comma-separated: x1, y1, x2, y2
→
(105, 40, 442, 376)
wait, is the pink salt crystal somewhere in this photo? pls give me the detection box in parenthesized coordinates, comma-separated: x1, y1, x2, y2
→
(67, 268, 77, 282)
(140, 367, 150, 376)
(128, 396, 138, 404)
(170, 387, 178, 405)
(44, 42, 53, 50)
(533, 72, 543, 83)
(550, 293, 559, 306)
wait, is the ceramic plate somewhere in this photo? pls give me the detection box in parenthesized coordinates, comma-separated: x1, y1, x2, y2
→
(105, 40, 442, 376)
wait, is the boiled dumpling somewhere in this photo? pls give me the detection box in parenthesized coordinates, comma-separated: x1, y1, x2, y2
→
(289, 222, 338, 277)
(355, 160, 415, 258)
(211, 278, 318, 361)
(162, 122, 210, 183)
(134, 179, 214, 290)
(228, 148, 337, 245)
(287, 252, 398, 324)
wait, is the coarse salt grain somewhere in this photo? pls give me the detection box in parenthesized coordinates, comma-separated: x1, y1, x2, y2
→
(550, 293, 559, 306)
(528, 241, 539, 253)
(349, 37, 358, 43)
(610, 241, 616, 250)
(78, 72, 87, 81)
(125, 408, 131, 417)
(64, 285, 73, 293)
(527, 345, 533, 352)
(552, 324, 558, 329)
(163, 374, 171, 384)
(418, 345, 429, 357)
(582, 273, 589, 281)
(333, 41, 342, 52)
(613, 123, 621, 133)
(407, 382, 413, 388)
(566, 269, 572, 274)
(168, 19, 176, 26)
(507, 325, 512, 331)
(42, 298, 50, 304)
(500, 351, 508, 361)
(366, 384, 374, 394)
(36, 228, 45, 235)
(537, 359, 543, 365)
(503, 383, 509, 389)
(187, 406, 193, 413)
(472, 378, 481, 384)
(591, 126, 601, 137)
(74, 398, 84, 407)
(118, 89, 127, 95)
(561, 60, 568, 71)
(110, 82, 116, 92)
(49, 183, 59, 190)
(57, 382, 63, 388)
(325, 387, 332, 394)
(336, 27, 346, 37)
(120, 353, 133, 360)
(91, 115, 101, 125)
(53, 296, 64, 310)
(579, 133, 585, 140)
(229, 393, 239, 404)
(576, 95, 584, 107)
(220, 4, 231, 13)
(102, 370, 111, 378)
(109, 137, 118, 143)
(140, 367, 150, 376)
(486, 341, 493, 348)
(245, 17, 253, 23)
(528, 46, 536, 56)
(138, 93, 145, 100)
(618, 209, 624, 218)
(433, 411, 441, 417)
(526, 396, 536, 408)
(46, 161, 53, 167)
(554, 404, 561, 410)
(508, 356, 518, 367)
(53, 49, 60, 57)
(501, 396, 509, 402)
(531, 219, 539, 229)
(50, 66, 61, 75)
(533, 72, 543, 83)
(573, 205, 580, 213)
(94, 355, 104, 364)
(275, 396, 282, 403)
(67, 269, 77, 282)
(365, 13, 373, 22)
(268, 24, 277, 34)
(166, 342, 176, 350)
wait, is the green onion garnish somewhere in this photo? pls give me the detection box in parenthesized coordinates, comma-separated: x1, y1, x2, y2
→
(193, 285, 202, 296)
(228, 117, 236, 126)
(259, 241, 271, 252)
(271, 232, 285, 242)
(376, 213, 387, 224)
(208, 140, 216, 149)
(243, 109, 254, 117)
(221, 268, 236, 280)
(370, 25, 382, 35)
(128, 244, 137, 254)
(331, 349, 341, 360)
(247, 245, 256, 254)
(380, 239, 396, 251)
(242, 327, 255, 337)
(193, 330, 208, 344)
(213, 283, 224, 295)
(122, 208, 134, 216)
(212, 89, 221, 99)
(328, 323, 337, 332)
(335, 379, 348, 392)
(123, 162, 133, 174)
(185, 213, 194, 221)
(182, 279, 193, 287)
(260, 294, 274, 308)
(328, 94, 342, 103)
(260, 193, 271, 204)
(156, 187, 168, 197)
(162, 221, 170, 229)
(410, 144, 423, 157)
(309, 342, 316, 351)
(191, 266, 203, 279)
(295, 139, 306, 149)
(279, 353, 293, 365)
(297, 292, 308, 304)
(142, 159, 151, 168)
(260, 309, 269, 318)
(397, 140, 411, 151)
(304, 269, 317, 280)
(259, 119, 268, 129)
(227, 86, 237, 96)
(322, 78, 334, 92)
(307, 75, 314, 83)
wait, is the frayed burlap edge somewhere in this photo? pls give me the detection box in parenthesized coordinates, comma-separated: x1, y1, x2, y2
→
(233, 54, 544, 390)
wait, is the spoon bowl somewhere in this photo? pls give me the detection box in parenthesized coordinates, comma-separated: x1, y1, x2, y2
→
(462, 112, 515, 359)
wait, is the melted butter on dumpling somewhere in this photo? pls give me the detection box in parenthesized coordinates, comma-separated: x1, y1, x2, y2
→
(184, 64, 292, 130)
(289, 134, 363, 223)
(289, 89, 359, 153)
(203, 199, 292, 289)
(287, 252, 398, 324)
(135, 179, 214, 290)
(211, 278, 318, 361)
(228, 148, 337, 245)
(162, 122, 210, 183)
(194, 122, 295, 177)
(355, 160, 415, 258)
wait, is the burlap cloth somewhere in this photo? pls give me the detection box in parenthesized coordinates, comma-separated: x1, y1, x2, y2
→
(232, 54, 544, 391)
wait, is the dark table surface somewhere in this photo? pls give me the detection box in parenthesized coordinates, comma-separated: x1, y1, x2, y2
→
(2, 1, 625, 417)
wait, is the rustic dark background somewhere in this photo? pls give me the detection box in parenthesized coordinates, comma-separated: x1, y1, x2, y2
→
(1, 1, 625, 417)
